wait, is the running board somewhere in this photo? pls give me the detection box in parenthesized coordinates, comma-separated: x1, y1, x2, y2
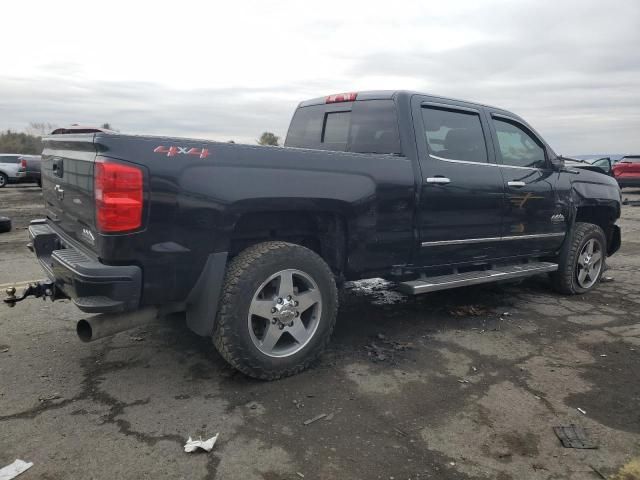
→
(398, 262, 558, 295)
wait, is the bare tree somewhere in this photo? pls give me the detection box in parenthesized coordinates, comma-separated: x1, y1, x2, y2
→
(26, 122, 57, 136)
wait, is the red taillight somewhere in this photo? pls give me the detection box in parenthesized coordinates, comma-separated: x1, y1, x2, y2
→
(325, 92, 358, 104)
(20, 158, 27, 169)
(94, 160, 144, 232)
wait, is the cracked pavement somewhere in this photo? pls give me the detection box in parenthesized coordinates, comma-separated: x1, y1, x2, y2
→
(1, 185, 639, 479)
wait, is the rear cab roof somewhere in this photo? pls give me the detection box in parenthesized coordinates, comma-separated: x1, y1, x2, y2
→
(296, 90, 531, 127)
(298, 90, 504, 111)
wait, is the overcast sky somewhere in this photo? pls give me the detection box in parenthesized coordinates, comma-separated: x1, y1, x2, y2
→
(2, 0, 639, 154)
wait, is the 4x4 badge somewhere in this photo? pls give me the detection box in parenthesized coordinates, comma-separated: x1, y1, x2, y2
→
(153, 146, 209, 159)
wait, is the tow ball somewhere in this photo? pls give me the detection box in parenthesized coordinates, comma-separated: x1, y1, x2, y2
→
(3, 280, 59, 307)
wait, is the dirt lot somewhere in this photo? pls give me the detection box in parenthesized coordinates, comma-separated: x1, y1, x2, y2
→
(1, 184, 639, 480)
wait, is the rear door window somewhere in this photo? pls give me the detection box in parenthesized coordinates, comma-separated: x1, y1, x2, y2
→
(421, 107, 488, 163)
(285, 100, 402, 155)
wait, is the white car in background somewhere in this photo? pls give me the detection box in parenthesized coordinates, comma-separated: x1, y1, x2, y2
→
(0, 154, 27, 188)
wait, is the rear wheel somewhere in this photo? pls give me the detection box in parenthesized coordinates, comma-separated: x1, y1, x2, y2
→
(551, 222, 606, 294)
(0, 173, 7, 188)
(213, 241, 338, 380)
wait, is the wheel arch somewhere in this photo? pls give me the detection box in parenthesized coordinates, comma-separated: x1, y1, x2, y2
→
(572, 204, 620, 256)
(226, 206, 349, 278)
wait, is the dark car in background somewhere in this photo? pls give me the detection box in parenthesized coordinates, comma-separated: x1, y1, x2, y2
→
(612, 155, 640, 188)
(19, 155, 42, 186)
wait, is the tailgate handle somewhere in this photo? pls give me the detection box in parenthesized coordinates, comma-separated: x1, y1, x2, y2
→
(54, 185, 64, 200)
(52, 158, 64, 178)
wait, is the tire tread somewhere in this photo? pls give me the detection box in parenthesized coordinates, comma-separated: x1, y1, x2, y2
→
(213, 241, 338, 380)
(550, 222, 605, 295)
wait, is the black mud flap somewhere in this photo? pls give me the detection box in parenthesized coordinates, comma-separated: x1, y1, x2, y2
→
(608, 224, 621, 256)
(185, 252, 228, 336)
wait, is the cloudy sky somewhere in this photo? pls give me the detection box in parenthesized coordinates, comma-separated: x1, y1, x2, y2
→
(2, 0, 639, 154)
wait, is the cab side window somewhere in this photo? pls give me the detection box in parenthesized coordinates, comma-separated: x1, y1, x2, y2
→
(422, 107, 488, 163)
(493, 118, 546, 169)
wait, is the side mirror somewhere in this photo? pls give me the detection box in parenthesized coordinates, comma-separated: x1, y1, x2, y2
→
(550, 156, 565, 171)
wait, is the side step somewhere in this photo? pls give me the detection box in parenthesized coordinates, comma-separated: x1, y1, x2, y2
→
(398, 261, 558, 295)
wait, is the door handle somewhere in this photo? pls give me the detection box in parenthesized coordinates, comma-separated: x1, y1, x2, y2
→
(508, 181, 526, 188)
(426, 177, 451, 185)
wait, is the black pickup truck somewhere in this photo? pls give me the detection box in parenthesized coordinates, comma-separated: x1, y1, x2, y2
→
(5, 90, 622, 379)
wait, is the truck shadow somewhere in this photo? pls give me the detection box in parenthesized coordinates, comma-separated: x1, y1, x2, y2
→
(156, 275, 556, 384)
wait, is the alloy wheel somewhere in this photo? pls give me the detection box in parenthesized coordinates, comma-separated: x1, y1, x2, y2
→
(575, 238, 603, 289)
(247, 269, 322, 358)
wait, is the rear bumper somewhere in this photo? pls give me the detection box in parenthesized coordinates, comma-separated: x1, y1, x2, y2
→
(29, 220, 141, 313)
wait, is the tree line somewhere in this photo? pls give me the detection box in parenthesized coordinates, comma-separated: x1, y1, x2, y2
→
(0, 130, 44, 155)
(0, 122, 115, 155)
(0, 123, 281, 154)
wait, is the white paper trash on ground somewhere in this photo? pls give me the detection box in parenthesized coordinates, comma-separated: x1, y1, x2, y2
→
(0, 459, 33, 480)
(184, 434, 219, 453)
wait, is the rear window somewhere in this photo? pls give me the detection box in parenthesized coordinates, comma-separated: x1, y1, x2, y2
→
(285, 100, 402, 155)
(323, 111, 351, 146)
(621, 156, 640, 163)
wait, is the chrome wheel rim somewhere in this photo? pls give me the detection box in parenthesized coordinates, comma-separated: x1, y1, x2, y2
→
(576, 238, 603, 289)
(247, 269, 322, 358)
(0, 175, 5, 187)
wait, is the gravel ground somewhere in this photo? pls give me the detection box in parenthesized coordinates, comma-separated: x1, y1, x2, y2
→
(1, 184, 639, 480)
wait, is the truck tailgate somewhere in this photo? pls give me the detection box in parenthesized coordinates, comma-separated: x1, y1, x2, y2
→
(41, 134, 98, 251)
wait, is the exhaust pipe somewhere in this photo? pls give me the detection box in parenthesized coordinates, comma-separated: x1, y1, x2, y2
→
(77, 307, 159, 342)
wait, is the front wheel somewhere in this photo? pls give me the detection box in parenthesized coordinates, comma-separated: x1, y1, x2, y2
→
(213, 241, 338, 380)
(0, 173, 8, 188)
(550, 222, 606, 294)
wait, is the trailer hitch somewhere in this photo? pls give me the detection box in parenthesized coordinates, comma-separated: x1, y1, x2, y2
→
(3, 280, 60, 307)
